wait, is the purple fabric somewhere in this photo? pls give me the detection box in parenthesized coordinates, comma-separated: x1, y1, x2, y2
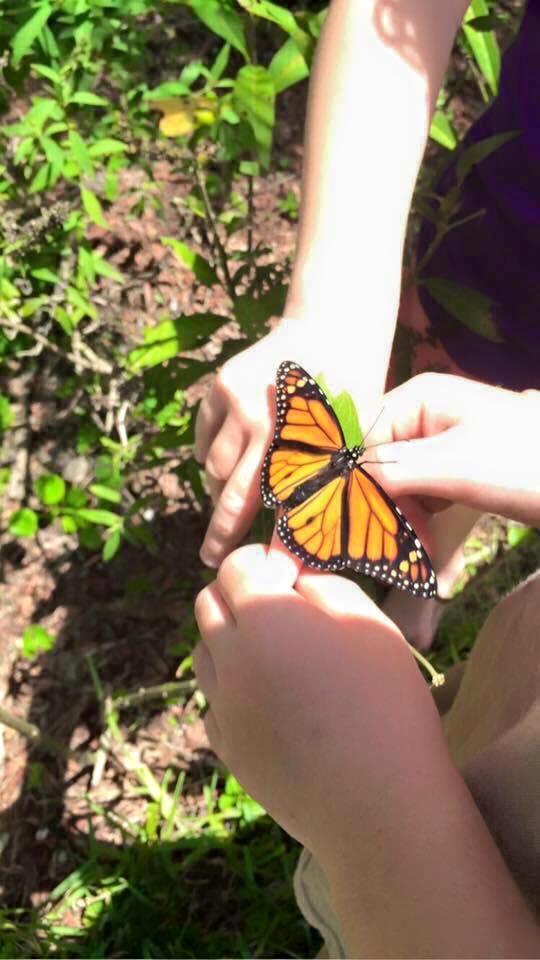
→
(417, 0, 540, 389)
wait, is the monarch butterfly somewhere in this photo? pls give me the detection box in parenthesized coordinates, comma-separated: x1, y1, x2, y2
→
(261, 361, 438, 599)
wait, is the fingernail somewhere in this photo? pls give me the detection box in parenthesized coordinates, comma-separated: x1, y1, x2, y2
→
(200, 546, 219, 568)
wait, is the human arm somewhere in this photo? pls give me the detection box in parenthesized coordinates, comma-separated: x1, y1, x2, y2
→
(196, 0, 470, 568)
(194, 543, 540, 958)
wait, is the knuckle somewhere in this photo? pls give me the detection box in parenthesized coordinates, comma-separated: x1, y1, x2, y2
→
(194, 586, 211, 624)
(205, 453, 231, 483)
(217, 486, 245, 522)
(412, 371, 447, 394)
(210, 511, 236, 542)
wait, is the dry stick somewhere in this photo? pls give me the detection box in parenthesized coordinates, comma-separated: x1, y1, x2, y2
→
(0, 705, 95, 765)
(195, 165, 236, 302)
(0, 316, 112, 375)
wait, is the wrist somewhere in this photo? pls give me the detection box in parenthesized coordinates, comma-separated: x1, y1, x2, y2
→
(273, 313, 392, 403)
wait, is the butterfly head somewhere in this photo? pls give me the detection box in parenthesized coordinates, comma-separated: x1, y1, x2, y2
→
(349, 445, 366, 467)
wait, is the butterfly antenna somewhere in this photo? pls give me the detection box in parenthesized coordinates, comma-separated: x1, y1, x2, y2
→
(361, 408, 411, 455)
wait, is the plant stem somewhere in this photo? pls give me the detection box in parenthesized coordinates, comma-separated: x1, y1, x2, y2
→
(247, 173, 254, 264)
(195, 165, 236, 302)
(112, 680, 196, 711)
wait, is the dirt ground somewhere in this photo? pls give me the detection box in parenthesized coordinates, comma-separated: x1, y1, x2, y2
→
(0, 81, 308, 911)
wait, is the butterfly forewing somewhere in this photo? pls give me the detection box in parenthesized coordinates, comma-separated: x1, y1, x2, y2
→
(261, 361, 345, 508)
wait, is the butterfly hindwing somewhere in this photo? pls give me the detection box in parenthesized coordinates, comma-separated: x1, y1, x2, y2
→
(345, 465, 437, 597)
(261, 361, 345, 508)
(277, 464, 437, 597)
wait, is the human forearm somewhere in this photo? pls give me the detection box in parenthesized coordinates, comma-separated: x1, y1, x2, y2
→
(284, 0, 469, 395)
(322, 746, 540, 958)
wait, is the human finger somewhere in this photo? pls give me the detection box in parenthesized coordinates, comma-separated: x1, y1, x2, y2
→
(192, 641, 218, 700)
(363, 372, 500, 448)
(205, 414, 247, 485)
(294, 566, 391, 625)
(200, 441, 266, 567)
(194, 581, 236, 634)
(194, 386, 227, 463)
(215, 541, 301, 618)
(202, 708, 222, 753)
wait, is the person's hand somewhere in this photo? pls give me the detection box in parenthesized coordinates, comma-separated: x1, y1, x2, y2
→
(193, 539, 446, 862)
(195, 319, 387, 568)
(367, 374, 540, 527)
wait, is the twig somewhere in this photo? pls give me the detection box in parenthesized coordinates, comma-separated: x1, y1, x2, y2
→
(112, 680, 196, 711)
(412, 208, 485, 282)
(0, 316, 112, 375)
(0, 705, 95, 765)
(116, 399, 129, 447)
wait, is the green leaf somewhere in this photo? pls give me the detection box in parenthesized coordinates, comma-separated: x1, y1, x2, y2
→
(332, 391, 363, 448)
(74, 508, 121, 527)
(419, 278, 503, 343)
(90, 252, 123, 283)
(189, 0, 248, 59)
(65, 486, 88, 508)
(506, 524, 532, 549)
(462, 0, 501, 97)
(89, 483, 122, 504)
(88, 138, 127, 158)
(127, 314, 225, 371)
(238, 159, 259, 176)
(9, 508, 39, 538)
(69, 130, 93, 175)
(35, 473, 66, 505)
(12, 3, 53, 65)
(233, 285, 287, 337)
(30, 163, 50, 194)
(429, 110, 457, 151)
(162, 238, 218, 286)
(269, 37, 309, 94)
(69, 91, 109, 107)
(209, 43, 230, 82)
(81, 187, 108, 228)
(103, 528, 122, 562)
(466, 14, 503, 31)
(42, 135, 65, 182)
(145, 81, 190, 100)
(456, 131, 518, 184)
(31, 267, 60, 284)
(0, 393, 14, 433)
(237, 0, 308, 47)
(79, 526, 102, 550)
(21, 624, 55, 659)
(233, 65, 275, 170)
(32, 63, 62, 85)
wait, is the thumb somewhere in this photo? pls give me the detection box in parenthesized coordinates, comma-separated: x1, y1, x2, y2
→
(268, 527, 303, 582)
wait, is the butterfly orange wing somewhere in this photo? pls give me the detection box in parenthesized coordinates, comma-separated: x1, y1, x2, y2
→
(261, 361, 345, 508)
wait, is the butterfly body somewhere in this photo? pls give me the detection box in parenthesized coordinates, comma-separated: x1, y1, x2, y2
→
(261, 361, 438, 598)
